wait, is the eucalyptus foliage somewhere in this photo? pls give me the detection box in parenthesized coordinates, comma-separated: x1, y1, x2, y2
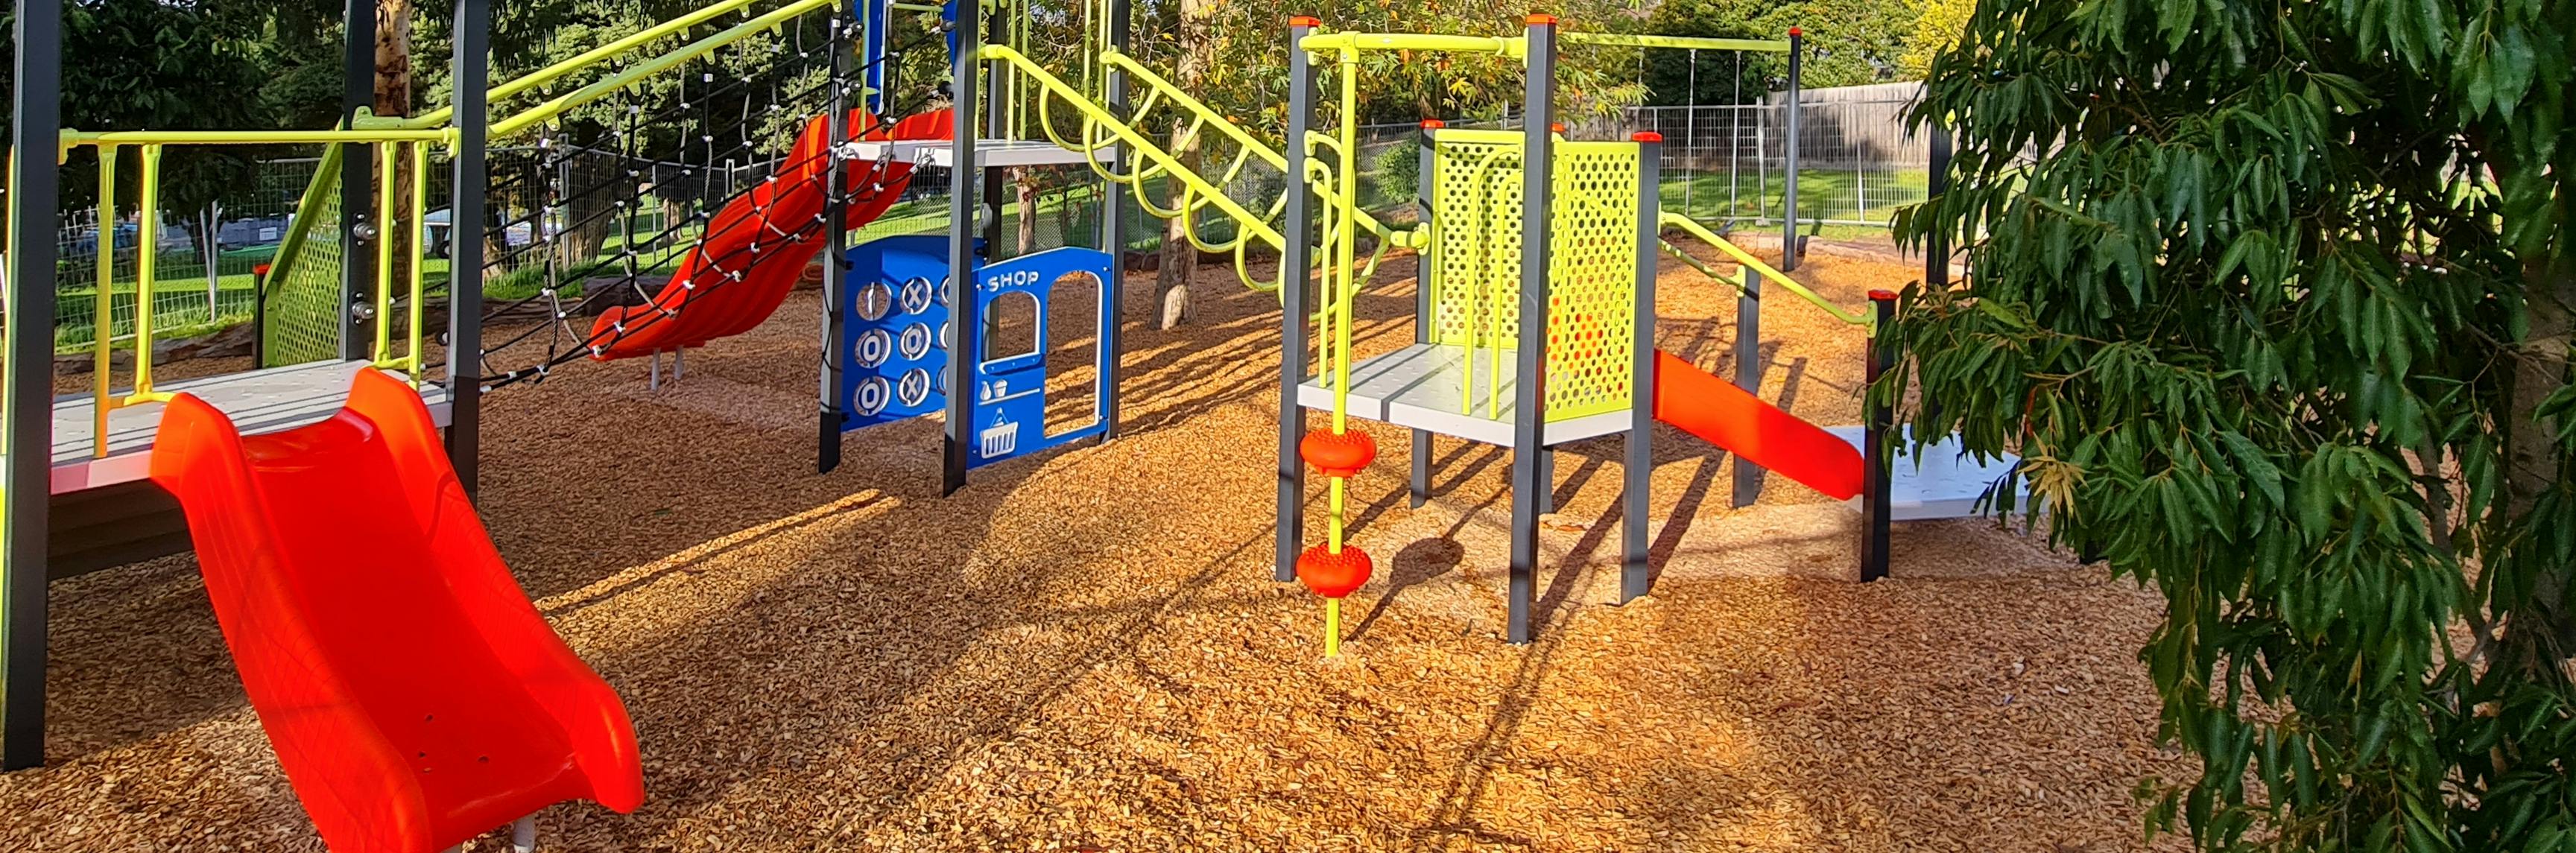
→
(1895, 0, 2574, 849)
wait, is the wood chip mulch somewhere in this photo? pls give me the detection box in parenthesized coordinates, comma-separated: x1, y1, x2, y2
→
(1, 242, 2192, 852)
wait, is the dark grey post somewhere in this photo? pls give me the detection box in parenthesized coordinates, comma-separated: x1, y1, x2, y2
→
(1273, 16, 1320, 582)
(339, 0, 378, 362)
(1861, 291, 1896, 581)
(1735, 28, 1803, 509)
(1095, 0, 1130, 441)
(940, 0, 981, 495)
(980, 9, 1006, 259)
(2, 0, 63, 771)
(446, 0, 489, 495)
(1409, 119, 1440, 509)
(818, 3, 853, 473)
(1780, 28, 1803, 272)
(1624, 132, 1660, 603)
(1506, 16, 1556, 644)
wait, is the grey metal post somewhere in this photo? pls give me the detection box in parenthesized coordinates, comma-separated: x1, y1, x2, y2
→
(446, 0, 489, 495)
(1735, 28, 1802, 509)
(940, 0, 981, 495)
(1274, 16, 1320, 582)
(1624, 132, 1660, 603)
(1095, 0, 1130, 441)
(1860, 291, 1896, 581)
(1781, 28, 1803, 272)
(1729, 258, 1762, 507)
(1506, 16, 1556, 644)
(2, 0, 63, 771)
(1409, 118, 1440, 509)
(818, 2, 854, 473)
(340, 0, 378, 362)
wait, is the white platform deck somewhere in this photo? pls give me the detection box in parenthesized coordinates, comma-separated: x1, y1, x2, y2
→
(1825, 425, 2026, 521)
(34, 360, 450, 495)
(838, 139, 1113, 168)
(1297, 343, 1636, 448)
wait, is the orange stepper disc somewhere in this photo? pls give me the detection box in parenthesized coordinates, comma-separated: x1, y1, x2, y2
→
(1300, 428, 1379, 478)
(1296, 545, 1375, 599)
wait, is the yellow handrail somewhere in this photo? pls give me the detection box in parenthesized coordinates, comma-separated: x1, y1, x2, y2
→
(91, 145, 117, 455)
(1559, 33, 1792, 52)
(1658, 212, 1872, 327)
(1298, 31, 1524, 57)
(404, 0, 780, 128)
(62, 128, 455, 146)
(981, 45, 1291, 287)
(493, 0, 833, 139)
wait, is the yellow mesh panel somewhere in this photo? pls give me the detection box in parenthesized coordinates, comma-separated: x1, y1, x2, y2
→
(1425, 130, 1641, 421)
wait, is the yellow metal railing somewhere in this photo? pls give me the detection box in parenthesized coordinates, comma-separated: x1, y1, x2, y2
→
(64, 127, 449, 456)
(1659, 212, 1872, 327)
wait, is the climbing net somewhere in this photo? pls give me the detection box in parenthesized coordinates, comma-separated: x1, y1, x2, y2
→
(468, 4, 952, 390)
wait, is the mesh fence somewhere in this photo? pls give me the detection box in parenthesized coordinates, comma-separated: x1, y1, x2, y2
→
(260, 148, 349, 365)
(54, 151, 326, 355)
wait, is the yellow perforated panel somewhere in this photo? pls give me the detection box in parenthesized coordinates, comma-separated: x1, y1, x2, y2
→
(1425, 131, 1642, 422)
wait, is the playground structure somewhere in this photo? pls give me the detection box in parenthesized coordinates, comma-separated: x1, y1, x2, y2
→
(0, 0, 2031, 846)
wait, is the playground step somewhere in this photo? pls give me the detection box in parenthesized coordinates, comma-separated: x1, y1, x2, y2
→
(1296, 343, 1634, 448)
(35, 360, 451, 495)
(837, 138, 1115, 168)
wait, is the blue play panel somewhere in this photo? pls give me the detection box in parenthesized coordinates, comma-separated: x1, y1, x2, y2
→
(840, 235, 1113, 469)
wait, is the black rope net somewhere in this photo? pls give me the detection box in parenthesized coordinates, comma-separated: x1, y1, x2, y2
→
(460, 5, 951, 391)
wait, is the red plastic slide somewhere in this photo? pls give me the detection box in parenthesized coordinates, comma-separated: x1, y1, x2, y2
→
(588, 108, 953, 359)
(1652, 349, 1865, 500)
(151, 368, 643, 852)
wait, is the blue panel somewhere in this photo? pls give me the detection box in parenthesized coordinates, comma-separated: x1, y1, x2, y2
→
(841, 238, 1115, 471)
(963, 247, 1113, 468)
(841, 235, 955, 432)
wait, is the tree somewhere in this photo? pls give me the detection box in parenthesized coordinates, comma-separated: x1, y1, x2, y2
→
(1893, 0, 1969, 80)
(1896, 0, 2574, 849)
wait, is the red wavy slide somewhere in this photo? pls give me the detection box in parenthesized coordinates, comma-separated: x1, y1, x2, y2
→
(1652, 349, 1865, 500)
(151, 367, 643, 852)
(589, 108, 953, 359)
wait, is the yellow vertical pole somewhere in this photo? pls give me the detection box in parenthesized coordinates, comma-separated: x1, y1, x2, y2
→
(373, 143, 398, 364)
(92, 146, 118, 455)
(1324, 597, 1341, 658)
(405, 141, 430, 383)
(130, 145, 163, 402)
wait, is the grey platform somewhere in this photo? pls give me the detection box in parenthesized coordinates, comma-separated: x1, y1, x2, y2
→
(37, 360, 451, 495)
(838, 138, 1114, 168)
(1826, 425, 2025, 521)
(1295, 343, 1634, 448)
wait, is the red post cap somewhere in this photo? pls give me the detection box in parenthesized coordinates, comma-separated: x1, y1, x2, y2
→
(1420, 118, 1447, 129)
(1632, 131, 1664, 142)
(1289, 14, 1320, 27)
(1788, 26, 1804, 37)
(1868, 289, 1899, 301)
(1525, 13, 1558, 25)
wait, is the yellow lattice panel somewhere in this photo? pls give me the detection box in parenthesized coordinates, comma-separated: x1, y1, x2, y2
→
(1423, 130, 1641, 422)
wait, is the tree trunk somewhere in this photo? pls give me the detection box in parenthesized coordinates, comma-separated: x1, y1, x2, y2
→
(375, 0, 416, 303)
(2498, 263, 2576, 679)
(1016, 168, 1039, 255)
(1154, 123, 1196, 329)
(1151, 0, 1215, 330)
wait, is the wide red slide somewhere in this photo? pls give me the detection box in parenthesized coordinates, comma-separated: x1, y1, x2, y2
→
(587, 108, 952, 359)
(1652, 349, 1865, 500)
(151, 368, 643, 852)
